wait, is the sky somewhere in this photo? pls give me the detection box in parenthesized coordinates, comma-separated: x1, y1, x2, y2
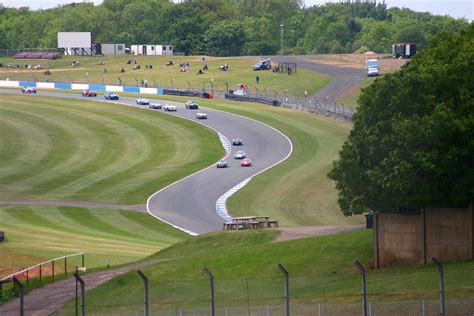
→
(0, 0, 472, 21)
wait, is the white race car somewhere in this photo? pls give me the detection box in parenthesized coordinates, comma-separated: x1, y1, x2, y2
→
(136, 98, 150, 105)
(163, 104, 177, 111)
(196, 112, 208, 119)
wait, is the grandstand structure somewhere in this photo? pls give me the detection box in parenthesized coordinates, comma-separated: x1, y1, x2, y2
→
(13, 52, 61, 59)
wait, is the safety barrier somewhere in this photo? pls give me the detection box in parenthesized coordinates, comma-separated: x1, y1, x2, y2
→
(0, 80, 164, 95)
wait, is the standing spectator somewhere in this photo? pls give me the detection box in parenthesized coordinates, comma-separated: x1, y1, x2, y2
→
(256, 75, 260, 84)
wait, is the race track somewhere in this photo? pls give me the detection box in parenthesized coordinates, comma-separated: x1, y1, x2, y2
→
(0, 90, 292, 235)
(273, 56, 364, 101)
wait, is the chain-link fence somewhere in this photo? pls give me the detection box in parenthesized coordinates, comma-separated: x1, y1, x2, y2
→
(1, 259, 473, 315)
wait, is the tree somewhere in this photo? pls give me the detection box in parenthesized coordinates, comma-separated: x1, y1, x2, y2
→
(394, 25, 427, 48)
(205, 20, 245, 56)
(328, 24, 474, 216)
(242, 15, 279, 56)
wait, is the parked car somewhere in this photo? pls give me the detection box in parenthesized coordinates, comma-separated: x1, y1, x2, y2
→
(136, 98, 150, 105)
(185, 100, 199, 109)
(196, 112, 207, 119)
(253, 59, 271, 71)
(104, 92, 119, 100)
(216, 160, 228, 168)
(81, 89, 97, 97)
(234, 151, 246, 159)
(164, 104, 177, 111)
(149, 103, 162, 109)
(241, 158, 252, 167)
(232, 138, 243, 146)
(21, 87, 36, 94)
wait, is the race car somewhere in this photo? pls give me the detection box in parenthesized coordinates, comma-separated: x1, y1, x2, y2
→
(185, 100, 199, 109)
(196, 112, 207, 119)
(241, 158, 252, 167)
(232, 138, 243, 146)
(253, 59, 272, 71)
(81, 89, 97, 97)
(21, 87, 36, 94)
(163, 104, 177, 111)
(216, 160, 228, 168)
(104, 92, 119, 100)
(234, 151, 246, 159)
(149, 103, 162, 109)
(136, 98, 150, 105)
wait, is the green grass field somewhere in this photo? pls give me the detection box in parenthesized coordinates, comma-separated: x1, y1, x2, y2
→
(0, 94, 223, 204)
(153, 95, 363, 226)
(0, 204, 187, 278)
(62, 230, 474, 314)
(0, 55, 331, 97)
(337, 77, 376, 108)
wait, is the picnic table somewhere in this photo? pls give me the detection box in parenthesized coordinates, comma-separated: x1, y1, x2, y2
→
(223, 216, 279, 230)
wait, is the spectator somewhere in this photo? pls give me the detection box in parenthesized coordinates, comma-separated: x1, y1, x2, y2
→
(256, 75, 260, 84)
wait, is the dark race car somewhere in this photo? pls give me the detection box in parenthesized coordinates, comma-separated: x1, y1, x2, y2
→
(149, 103, 162, 109)
(253, 59, 272, 71)
(232, 138, 243, 146)
(21, 87, 36, 94)
(185, 100, 199, 109)
(104, 92, 119, 100)
(81, 89, 97, 97)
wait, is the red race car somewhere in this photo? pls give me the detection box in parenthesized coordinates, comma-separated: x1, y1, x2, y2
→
(81, 89, 97, 97)
(241, 158, 252, 167)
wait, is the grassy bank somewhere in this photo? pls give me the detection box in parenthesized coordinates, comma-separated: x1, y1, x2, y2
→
(0, 204, 187, 278)
(0, 55, 331, 97)
(63, 229, 474, 314)
(0, 94, 223, 204)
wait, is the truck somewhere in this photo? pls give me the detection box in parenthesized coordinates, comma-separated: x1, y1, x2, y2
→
(366, 58, 380, 77)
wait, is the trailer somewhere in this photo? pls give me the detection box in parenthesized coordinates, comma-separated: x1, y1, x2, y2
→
(392, 43, 417, 59)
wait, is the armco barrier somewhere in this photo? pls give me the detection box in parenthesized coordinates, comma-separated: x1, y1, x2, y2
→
(224, 93, 281, 106)
(0, 80, 164, 95)
(162, 88, 202, 97)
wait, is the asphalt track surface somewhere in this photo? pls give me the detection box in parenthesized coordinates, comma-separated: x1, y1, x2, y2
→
(273, 56, 364, 101)
(0, 89, 292, 235)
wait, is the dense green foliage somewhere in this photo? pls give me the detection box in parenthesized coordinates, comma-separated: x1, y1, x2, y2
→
(0, 0, 468, 55)
(329, 25, 474, 216)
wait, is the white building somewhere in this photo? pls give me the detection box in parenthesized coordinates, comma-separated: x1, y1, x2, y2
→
(130, 45, 173, 56)
(101, 43, 126, 55)
(58, 32, 93, 55)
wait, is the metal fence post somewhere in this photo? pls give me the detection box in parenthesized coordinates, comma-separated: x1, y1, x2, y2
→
(354, 260, 368, 316)
(432, 257, 445, 316)
(202, 267, 215, 316)
(12, 277, 24, 316)
(137, 270, 149, 316)
(74, 272, 85, 316)
(278, 263, 290, 316)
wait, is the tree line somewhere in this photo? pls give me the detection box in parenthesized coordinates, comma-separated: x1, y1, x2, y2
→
(0, 0, 469, 56)
(329, 24, 474, 215)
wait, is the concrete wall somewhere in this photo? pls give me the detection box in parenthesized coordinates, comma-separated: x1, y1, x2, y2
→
(374, 205, 473, 268)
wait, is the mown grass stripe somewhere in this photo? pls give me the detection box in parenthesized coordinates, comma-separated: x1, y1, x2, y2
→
(0, 117, 28, 169)
(1, 105, 103, 194)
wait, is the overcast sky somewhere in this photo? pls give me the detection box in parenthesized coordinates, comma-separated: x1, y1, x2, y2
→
(1, 0, 472, 21)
